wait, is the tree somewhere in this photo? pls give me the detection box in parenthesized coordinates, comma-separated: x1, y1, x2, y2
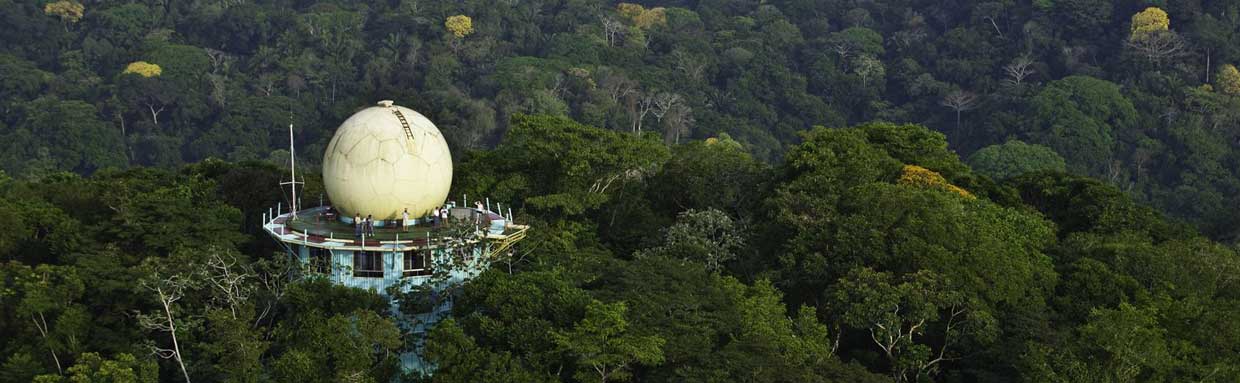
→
(637, 208, 744, 272)
(445, 14, 474, 38)
(1129, 7, 1169, 38)
(616, 3, 667, 30)
(6, 97, 126, 174)
(897, 165, 973, 198)
(445, 14, 474, 55)
(770, 124, 1056, 316)
(1003, 55, 1036, 86)
(1216, 64, 1240, 96)
(551, 300, 665, 383)
(648, 136, 769, 220)
(43, 1, 84, 31)
(669, 50, 708, 83)
(16, 264, 88, 376)
(649, 92, 681, 128)
(1126, 30, 1187, 67)
(117, 70, 174, 129)
(826, 27, 885, 67)
(829, 268, 980, 382)
(423, 319, 553, 383)
(940, 89, 979, 138)
(1078, 303, 1175, 382)
(661, 105, 693, 144)
(137, 273, 194, 383)
(968, 140, 1067, 180)
(1126, 8, 1185, 67)
(121, 61, 160, 78)
(1027, 76, 1136, 176)
(852, 54, 885, 87)
(271, 309, 402, 383)
(51, 352, 158, 383)
(456, 114, 669, 217)
(601, 17, 624, 47)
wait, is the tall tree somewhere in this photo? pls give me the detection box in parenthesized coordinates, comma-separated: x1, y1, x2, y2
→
(551, 300, 665, 383)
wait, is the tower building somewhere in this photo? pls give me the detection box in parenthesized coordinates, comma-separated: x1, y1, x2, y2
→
(261, 100, 527, 369)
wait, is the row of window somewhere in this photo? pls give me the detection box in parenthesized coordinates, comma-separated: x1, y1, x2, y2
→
(308, 247, 433, 278)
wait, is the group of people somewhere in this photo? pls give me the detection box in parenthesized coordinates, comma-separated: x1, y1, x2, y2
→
(424, 206, 450, 227)
(399, 206, 453, 230)
(353, 213, 376, 237)
(351, 205, 460, 238)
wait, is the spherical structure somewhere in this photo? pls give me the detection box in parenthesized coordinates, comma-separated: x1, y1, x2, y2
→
(322, 101, 452, 220)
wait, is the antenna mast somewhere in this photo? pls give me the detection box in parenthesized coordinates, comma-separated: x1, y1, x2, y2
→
(280, 114, 303, 220)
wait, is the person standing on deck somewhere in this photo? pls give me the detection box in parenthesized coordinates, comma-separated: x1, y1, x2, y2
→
(402, 208, 411, 232)
(354, 213, 362, 237)
(431, 206, 441, 227)
(365, 214, 375, 236)
(440, 206, 449, 225)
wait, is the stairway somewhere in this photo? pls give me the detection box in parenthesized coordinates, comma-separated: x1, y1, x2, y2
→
(485, 225, 528, 260)
(391, 109, 415, 142)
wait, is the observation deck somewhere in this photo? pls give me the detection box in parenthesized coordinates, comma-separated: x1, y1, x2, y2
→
(262, 205, 528, 252)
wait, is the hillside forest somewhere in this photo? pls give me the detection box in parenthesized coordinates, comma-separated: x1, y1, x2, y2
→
(2, 0, 1240, 382)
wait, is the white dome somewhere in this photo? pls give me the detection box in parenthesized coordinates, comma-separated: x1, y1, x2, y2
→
(322, 101, 452, 220)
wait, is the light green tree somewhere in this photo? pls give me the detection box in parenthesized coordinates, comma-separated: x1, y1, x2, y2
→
(1027, 76, 1136, 176)
(552, 300, 665, 383)
(636, 208, 745, 272)
(36, 352, 158, 383)
(968, 140, 1067, 179)
(830, 268, 987, 382)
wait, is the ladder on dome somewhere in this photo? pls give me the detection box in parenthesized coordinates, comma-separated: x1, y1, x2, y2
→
(485, 225, 528, 260)
(391, 109, 416, 142)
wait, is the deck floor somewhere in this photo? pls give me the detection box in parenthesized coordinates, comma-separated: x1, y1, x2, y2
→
(284, 207, 443, 241)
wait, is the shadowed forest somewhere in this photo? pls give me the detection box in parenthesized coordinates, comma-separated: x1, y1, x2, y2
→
(2, 1, 1240, 382)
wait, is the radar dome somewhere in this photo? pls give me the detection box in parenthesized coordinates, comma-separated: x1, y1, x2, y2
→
(322, 101, 452, 220)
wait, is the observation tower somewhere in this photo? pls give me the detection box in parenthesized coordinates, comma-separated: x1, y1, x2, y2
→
(260, 100, 527, 369)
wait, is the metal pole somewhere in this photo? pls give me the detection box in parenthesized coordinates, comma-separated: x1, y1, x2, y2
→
(289, 122, 298, 219)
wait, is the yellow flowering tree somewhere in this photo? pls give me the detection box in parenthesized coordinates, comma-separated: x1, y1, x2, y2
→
(898, 165, 974, 199)
(1125, 7, 1183, 67)
(616, 3, 667, 29)
(1129, 7, 1169, 40)
(617, 3, 644, 19)
(445, 15, 474, 39)
(1216, 64, 1240, 96)
(122, 61, 162, 78)
(44, 0, 84, 30)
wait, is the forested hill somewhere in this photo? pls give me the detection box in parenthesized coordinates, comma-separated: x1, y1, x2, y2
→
(2, 1, 1240, 382)
(3, 118, 1240, 382)
(3, 1, 1240, 239)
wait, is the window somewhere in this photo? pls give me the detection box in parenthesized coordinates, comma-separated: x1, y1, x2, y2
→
(403, 250, 432, 277)
(309, 247, 332, 274)
(353, 251, 383, 278)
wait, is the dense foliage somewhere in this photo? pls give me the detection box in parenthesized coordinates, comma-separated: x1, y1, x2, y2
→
(3, 0, 1240, 382)
(3, 116, 1238, 382)
(3, 0, 1240, 237)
